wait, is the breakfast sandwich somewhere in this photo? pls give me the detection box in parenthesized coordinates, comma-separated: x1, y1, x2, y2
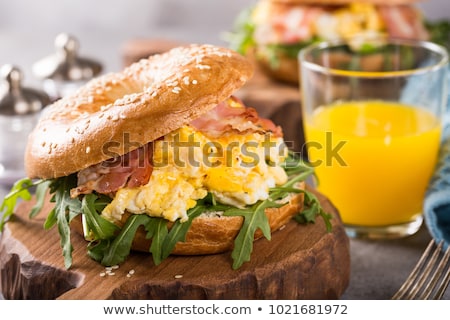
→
(227, 0, 431, 84)
(0, 44, 330, 270)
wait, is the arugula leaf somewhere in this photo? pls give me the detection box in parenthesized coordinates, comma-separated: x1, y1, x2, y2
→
(100, 214, 151, 266)
(224, 6, 256, 55)
(81, 193, 119, 241)
(426, 19, 450, 51)
(220, 153, 332, 269)
(0, 178, 42, 231)
(297, 190, 333, 233)
(160, 205, 206, 261)
(144, 217, 169, 265)
(29, 180, 51, 218)
(224, 200, 280, 269)
(43, 207, 57, 230)
(45, 175, 82, 269)
(87, 239, 112, 263)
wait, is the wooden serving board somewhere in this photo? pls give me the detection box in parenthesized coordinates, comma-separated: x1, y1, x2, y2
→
(0, 187, 350, 300)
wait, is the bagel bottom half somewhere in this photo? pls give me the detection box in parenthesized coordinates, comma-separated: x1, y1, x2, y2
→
(71, 182, 305, 256)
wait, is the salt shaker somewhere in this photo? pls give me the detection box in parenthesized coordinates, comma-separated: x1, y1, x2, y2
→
(32, 33, 102, 100)
(0, 65, 50, 185)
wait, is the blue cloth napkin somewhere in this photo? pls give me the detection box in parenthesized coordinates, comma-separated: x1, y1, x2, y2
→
(423, 70, 450, 248)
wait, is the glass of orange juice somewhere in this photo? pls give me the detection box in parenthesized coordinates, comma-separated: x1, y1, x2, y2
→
(299, 37, 448, 239)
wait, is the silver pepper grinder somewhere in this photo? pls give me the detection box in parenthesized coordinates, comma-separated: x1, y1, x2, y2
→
(0, 65, 51, 185)
(32, 33, 102, 100)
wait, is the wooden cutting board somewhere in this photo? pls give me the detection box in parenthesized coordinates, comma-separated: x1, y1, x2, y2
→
(0, 186, 350, 300)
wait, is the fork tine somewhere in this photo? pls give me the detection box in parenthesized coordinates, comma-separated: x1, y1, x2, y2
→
(420, 242, 450, 299)
(430, 245, 450, 300)
(404, 241, 443, 299)
(392, 239, 436, 300)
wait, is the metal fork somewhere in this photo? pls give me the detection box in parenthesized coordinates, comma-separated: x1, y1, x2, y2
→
(392, 239, 450, 299)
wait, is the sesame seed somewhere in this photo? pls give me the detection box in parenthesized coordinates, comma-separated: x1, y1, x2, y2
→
(192, 80, 198, 85)
(100, 272, 106, 277)
(108, 272, 115, 276)
(196, 64, 211, 70)
(112, 265, 119, 269)
(86, 146, 91, 154)
(183, 76, 190, 85)
(174, 274, 183, 279)
(129, 269, 135, 275)
(166, 80, 178, 87)
(172, 87, 181, 94)
(279, 225, 286, 231)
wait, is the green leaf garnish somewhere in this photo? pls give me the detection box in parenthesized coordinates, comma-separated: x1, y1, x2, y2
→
(81, 193, 119, 240)
(224, 6, 256, 55)
(100, 214, 151, 266)
(224, 200, 280, 269)
(160, 205, 206, 261)
(145, 217, 169, 265)
(28, 180, 51, 219)
(426, 19, 450, 51)
(0, 178, 45, 231)
(46, 175, 82, 269)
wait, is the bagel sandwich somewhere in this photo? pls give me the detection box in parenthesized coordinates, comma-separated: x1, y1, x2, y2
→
(0, 44, 331, 270)
(227, 0, 431, 84)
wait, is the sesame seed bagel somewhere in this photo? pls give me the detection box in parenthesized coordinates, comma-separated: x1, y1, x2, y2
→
(25, 44, 253, 179)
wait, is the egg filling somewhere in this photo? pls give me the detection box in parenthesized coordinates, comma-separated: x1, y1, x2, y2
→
(102, 125, 288, 223)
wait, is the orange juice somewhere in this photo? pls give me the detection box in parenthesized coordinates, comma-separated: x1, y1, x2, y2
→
(304, 100, 441, 226)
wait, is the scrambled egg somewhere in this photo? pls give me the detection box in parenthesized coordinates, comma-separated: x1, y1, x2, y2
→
(102, 126, 288, 223)
(252, 2, 385, 45)
(316, 4, 385, 41)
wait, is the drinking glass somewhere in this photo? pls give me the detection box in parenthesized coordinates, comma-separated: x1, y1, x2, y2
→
(299, 37, 448, 238)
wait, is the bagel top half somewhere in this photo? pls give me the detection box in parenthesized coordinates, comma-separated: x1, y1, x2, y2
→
(25, 44, 253, 179)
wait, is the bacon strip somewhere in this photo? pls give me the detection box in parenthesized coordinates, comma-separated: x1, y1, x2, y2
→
(378, 5, 429, 41)
(190, 96, 283, 137)
(70, 143, 153, 198)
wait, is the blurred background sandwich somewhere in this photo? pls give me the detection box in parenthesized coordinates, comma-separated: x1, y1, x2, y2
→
(227, 0, 450, 84)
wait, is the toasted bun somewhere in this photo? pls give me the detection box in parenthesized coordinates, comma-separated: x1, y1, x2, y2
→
(268, 0, 422, 5)
(71, 183, 305, 255)
(25, 44, 253, 179)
